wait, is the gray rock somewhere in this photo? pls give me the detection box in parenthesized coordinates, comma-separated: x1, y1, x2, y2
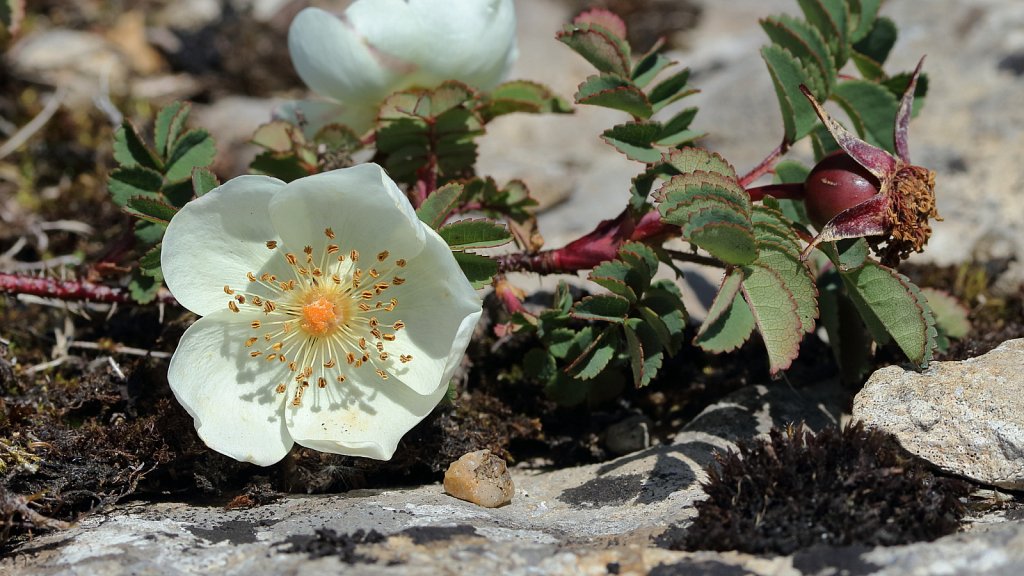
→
(853, 339, 1024, 489)
(604, 414, 653, 455)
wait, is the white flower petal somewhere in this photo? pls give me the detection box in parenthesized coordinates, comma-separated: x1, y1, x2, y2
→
(285, 370, 448, 460)
(287, 6, 409, 106)
(168, 310, 294, 466)
(379, 226, 482, 395)
(405, 0, 517, 91)
(161, 175, 287, 316)
(272, 99, 377, 137)
(268, 164, 425, 263)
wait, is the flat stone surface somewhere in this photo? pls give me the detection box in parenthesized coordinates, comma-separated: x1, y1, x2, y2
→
(854, 339, 1024, 489)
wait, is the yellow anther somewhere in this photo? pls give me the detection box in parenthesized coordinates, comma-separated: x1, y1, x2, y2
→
(224, 285, 234, 295)
(377, 250, 389, 261)
(228, 301, 240, 313)
(266, 240, 278, 249)
(325, 227, 335, 239)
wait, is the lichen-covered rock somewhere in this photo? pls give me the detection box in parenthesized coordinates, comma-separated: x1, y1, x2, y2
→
(443, 450, 514, 508)
(853, 339, 1024, 489)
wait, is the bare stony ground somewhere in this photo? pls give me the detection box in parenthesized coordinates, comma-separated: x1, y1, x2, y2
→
(4, 0, 1024, 573)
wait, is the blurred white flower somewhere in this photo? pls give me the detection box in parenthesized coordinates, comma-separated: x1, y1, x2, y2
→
(282, 0, 518, 133)
(161, 164, 482, 465)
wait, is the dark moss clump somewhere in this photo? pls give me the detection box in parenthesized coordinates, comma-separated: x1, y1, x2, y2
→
(668, 422, 970, 555)
(281, 528, 387, 564)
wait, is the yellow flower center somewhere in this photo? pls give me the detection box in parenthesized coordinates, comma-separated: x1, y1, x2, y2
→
(223, 228, 413, 407)
(300, 293, 345, 336)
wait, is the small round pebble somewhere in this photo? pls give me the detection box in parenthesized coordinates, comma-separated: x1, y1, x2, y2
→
(443, 450, 514, 508)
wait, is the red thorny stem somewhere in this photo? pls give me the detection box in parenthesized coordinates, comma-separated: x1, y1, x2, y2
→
(0, 273, 176, 305)
(738, 141, 790, 188)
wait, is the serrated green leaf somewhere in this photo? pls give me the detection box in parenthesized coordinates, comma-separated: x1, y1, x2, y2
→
(818, 270, 873, 382)
(129, 269, 162, 304)
(840, 260, 936, 368)
(452, 251, 497, 289)
(114, 122, 161, 171)
(648, 68, 695, 113)
(660, 171, 751, 214)
(741, 264, 804, 374)
(850, 51, 886, 82)
(688, 217, 759, 266)
(617, 242, 660, 285)
(437, 219, 512, 250)
(663, 147, 737, 178)
(852, 16, 896, 66)
(126, 196, 178, 225)
(752, 205, 801, 256)
(761, 15, 836, 93)
(635, 305, 672, 351)
(590, 260, 639, 303)
(632, 50, 673, 88)
(575, 75, 653, 118)
(695, 268, 756, 353)
(601, 121, 664, 163)
(108, 166, 164, 206)
(250, 151, 309, 182)
(832, 80, 900, 152)
(192, 167, 219, 197)
(165, 129, 216, 183)
(482, 80, 573, 120)
(819, 237, 870, 271)
(546, 327, 581, 359)
(762, 44, 821, 144)
(849, 0, 882, 43)
(797, 0, 848, 68)
(571, 294, 630, 323)
(921, 288, 971, 339)
(624, 318, 664, 388)
(557, 24, 632, 77)
(757, 241, 818, 333)
(415, 182, 464, 229)
(568, 328, 617, 380)
(642, 281, 688, 353)
(139, 243, 162, 277)
(154, 102, 188, 158)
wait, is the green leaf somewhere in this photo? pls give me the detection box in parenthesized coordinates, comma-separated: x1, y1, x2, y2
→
(437, 219, 512, 250)
(642, 281, 688, 354)
(741, 264, 804, 374)
(819, 237, 870, 271)
(165, 129, 216, 183)
(571, 294, 630, 323)
(129, 269, 162, 304)
(126, 196, 178, 225)
(624, 318, 664, 387)
(452, 251, 497, 289)
(575, 75, 653, 118)
(797, 0, 848, 68)
(832, 80, 900, 152)
(415, 182, 464, 229)
(761, 15, 836, 92)
(617, 242, 660, 286)
(840, 260, 937, 368)
(695, 268, 755, 353)
(191, 167, 219, 197)
(138, 243, 162, 277)
(590, 259, 639, 303)
(154, 102, 188, 158)
(663, 147, 737, 178)
(648, 68, 696, 113)
(482, 80, 573, 120)
(632, 50, 673, 88)
(557, 23, 632, 77)
(249, 151, 309, 182)
(568, 328, 617, 380)
(601, 121, 664, 163)
(849, 0, 882, 43)
(114, 121, 162, 171)
(852, 16, 897, 66)
(108, 166, 164, 206)
(314, 124, 361, 152)
(921, 288, 971, 340)
(761, 44, 821, 144)
(252, 120, 302, 152)
(818, 270, 873, 383)
(133, 220, 166, 248)
(658, 173, 757, 265)
(756, 240, 818, 333)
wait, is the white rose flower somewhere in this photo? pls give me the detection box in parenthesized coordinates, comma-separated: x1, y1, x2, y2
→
(282, 0, 518, 133)
(161, 164, 482, 465)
